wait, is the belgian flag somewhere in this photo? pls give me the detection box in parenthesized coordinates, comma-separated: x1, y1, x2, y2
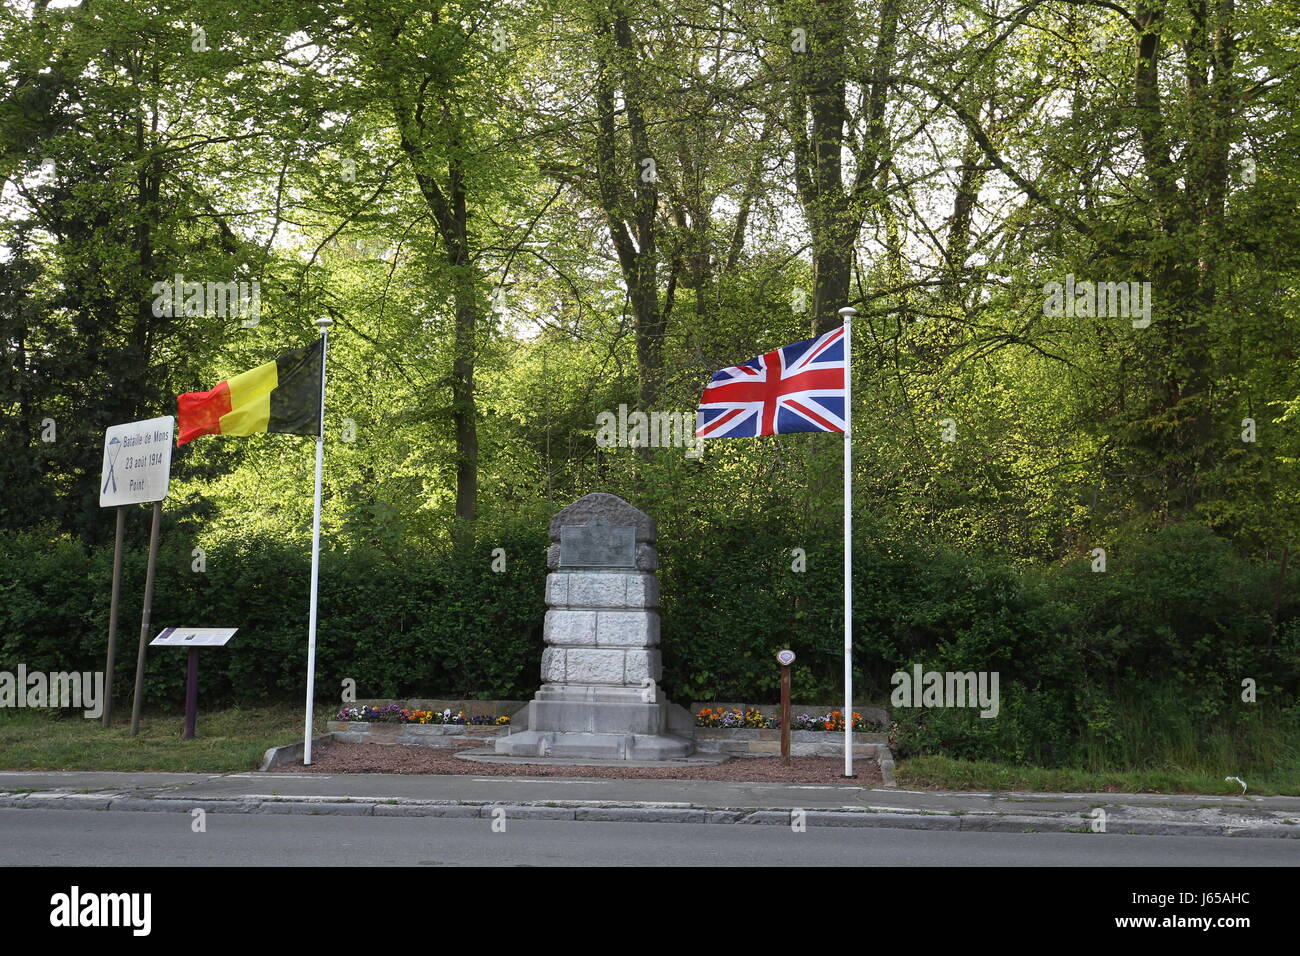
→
(177, 340, 323, 446)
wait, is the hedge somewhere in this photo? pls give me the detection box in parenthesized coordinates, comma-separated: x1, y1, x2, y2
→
(1, 519, 1296, 766)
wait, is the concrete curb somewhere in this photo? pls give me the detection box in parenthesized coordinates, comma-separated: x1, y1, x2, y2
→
(3, 790, 1298, 839)
(258, 800, 376, 816)
(259, 734, 335, 772)
(372, 803, 482, 818)
(108, 797, 257, 814)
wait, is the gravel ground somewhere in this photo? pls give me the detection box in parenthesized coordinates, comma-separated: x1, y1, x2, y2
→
(288, 741, 882, 785)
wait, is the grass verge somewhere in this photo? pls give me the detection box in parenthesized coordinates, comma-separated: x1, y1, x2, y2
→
(0, 703, 333, 773)
(3, 704, 1295, 795)
(896, 755, 1300, 796)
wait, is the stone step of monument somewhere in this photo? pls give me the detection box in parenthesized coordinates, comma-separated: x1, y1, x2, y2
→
(454, 747, 731, 769)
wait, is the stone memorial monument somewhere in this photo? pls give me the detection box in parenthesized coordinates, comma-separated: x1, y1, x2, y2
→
(495, 493, 695, 759)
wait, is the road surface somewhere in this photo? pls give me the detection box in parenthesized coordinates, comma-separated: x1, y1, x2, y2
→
(2, 808, 1297, 866)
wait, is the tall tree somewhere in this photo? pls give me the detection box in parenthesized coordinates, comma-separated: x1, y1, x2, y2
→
(782, 0, 900, 334)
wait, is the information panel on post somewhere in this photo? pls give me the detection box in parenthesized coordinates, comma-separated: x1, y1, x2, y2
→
(150, 628, 238, 648)
(99, 416, 175, 508)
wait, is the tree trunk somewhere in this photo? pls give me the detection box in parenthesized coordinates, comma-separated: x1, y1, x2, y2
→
(787, 0, 899, 334)
(592, 3, 666, 409)
(396, 120, 481, 533)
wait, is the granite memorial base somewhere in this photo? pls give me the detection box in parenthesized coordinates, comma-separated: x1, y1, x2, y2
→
(495, 492, 697, 760)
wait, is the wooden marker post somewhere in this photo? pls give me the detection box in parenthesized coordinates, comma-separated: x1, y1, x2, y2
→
(130, 500, 163, 737)
(183, 648, 200, 740)
(102, 505, 126, 726)
(776, 649, 795, 765)
(98, 416, 174, 736)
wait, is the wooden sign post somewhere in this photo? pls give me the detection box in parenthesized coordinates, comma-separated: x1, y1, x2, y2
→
(776, 649, 795, 765)
(98, 416, 174, 730)
(149, 628, 238, 740)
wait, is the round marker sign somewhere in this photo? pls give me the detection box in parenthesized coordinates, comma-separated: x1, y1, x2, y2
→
(776, 649, 796, 666)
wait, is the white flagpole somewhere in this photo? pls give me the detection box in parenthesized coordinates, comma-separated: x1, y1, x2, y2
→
(304, 316, 333, 765)
(838, 305, 856, 777)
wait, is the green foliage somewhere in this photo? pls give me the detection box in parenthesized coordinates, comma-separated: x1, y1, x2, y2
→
(4, 520, 1295, 773)
(0, 518, 546, 708)
(887, 525, 1300, 767)
(1, 0, 1298, 780)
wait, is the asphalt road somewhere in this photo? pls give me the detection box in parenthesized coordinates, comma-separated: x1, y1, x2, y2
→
(2, 808, 1298, 866)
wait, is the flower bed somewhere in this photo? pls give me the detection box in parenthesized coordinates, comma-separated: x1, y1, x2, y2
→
(336, 705, 509, 726)
(695, 707, 881, 733)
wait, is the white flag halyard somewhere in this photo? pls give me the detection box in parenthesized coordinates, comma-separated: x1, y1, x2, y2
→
(695, 308, 857, 776)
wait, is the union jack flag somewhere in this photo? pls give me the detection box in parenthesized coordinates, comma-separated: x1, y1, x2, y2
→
(695, 326, 846, 438)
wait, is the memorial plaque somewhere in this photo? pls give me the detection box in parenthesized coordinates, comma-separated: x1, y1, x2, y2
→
(559, 520, 636, 568)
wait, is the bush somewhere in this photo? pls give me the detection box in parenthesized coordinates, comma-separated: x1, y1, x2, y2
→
(884, 524, 1298, 766)
(0, 519, 546, 709)
(1, 518, 1295, 771)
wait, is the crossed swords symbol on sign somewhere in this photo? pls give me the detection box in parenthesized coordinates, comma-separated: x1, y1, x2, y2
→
(102, 437, 122, 494)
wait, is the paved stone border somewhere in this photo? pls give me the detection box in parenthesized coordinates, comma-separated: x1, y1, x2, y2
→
(693, 703, 892, 728)
(324, 723, 506, 749)
(348, 700, 526, 719)
(692, 728, 890, 758)
(262, 729, 899, 785)
(2, 790, 1295, 838)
